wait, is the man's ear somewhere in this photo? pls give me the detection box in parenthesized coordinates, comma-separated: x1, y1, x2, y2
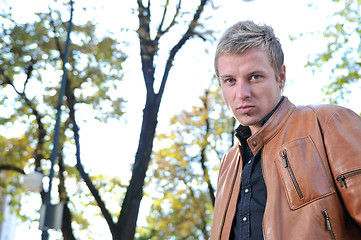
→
(278, 65, 286, 90)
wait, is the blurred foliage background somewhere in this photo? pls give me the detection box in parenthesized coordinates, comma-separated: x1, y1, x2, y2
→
(0, 0, 360, 239)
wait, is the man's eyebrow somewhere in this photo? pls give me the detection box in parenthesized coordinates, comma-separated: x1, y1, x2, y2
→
(249, 68, 267, 74)
(249, 71, 262, 76)
(218, 74, 233, 80)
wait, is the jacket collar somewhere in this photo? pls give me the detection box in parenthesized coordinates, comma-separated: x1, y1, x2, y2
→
(238, 97, 296, 155)
(236, 96, 285, 142)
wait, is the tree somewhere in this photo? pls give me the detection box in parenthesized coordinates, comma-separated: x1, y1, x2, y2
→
(138, 80, 235, 239)
(0, 135, 29, 222)
(118, 1, 212, 239)
(306, 0, 361, 104)
(1, 0, 214, 239)
(0, 1, 126, 238)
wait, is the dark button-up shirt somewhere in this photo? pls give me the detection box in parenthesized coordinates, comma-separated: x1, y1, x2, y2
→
(230, 97, 284, 240)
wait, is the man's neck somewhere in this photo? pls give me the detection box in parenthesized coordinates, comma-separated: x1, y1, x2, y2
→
(250, 124, 261, 136)
(250, 96, 285, 136)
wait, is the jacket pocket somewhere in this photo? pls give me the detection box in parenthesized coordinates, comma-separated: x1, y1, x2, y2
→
(336, 169, 361, 188)
(274, 136, 335, 210)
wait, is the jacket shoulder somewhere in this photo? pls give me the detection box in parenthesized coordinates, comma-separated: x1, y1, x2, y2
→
(294, 104, 358, 121)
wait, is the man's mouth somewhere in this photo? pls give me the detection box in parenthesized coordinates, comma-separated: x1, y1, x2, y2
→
(237, 105, 254, 114)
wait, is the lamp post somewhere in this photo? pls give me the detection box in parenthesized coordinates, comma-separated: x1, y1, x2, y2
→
(22, 171, 64, 236)
(40, 2, 73, 240)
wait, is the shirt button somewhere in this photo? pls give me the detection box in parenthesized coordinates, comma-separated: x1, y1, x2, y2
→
(245, 188, 249, 193)
(252, 141, 257, 147)
(248, 160, 252, 164)
(242, 217, 247, 222)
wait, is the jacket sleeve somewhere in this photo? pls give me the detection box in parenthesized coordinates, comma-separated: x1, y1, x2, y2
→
(322, 106, 361, 226)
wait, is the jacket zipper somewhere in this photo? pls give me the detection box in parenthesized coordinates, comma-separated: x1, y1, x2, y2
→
(322, 209, 336, 240)
(336, 169, 361, 188)
(280, 151, 304, 199)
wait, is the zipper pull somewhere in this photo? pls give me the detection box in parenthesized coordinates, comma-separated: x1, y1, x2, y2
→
(281, 151, 288, 168)
(336, 175, 346, 188)
(322, 210, 332, 231)
(322, 210, 336, 240)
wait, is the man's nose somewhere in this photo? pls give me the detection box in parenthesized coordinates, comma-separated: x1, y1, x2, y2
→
(236, 82, 251, 99)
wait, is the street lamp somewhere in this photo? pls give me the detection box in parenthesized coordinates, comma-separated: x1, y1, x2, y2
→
(22, 171, 43, 192)
(22, 3, 74, 240)
(40, 4, 73, 238)
(22, 171, 64, 232)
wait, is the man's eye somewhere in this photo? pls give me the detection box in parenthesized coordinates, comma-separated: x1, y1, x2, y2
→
(250, 75, 261, 81)
(225, 78, 236, 84)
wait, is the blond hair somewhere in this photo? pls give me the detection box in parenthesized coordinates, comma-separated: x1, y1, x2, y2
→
(215, 21, 284, 79)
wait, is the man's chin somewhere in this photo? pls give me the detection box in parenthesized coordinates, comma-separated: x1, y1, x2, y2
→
(236, 118, 262, 128)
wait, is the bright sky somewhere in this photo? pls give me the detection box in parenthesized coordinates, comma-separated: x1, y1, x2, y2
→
(3, 0, 360, 239)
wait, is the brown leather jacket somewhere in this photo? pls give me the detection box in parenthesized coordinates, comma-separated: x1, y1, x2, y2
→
(211, 97, 361, 240)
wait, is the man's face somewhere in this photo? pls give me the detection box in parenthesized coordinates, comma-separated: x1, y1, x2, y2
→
(218, 47, 285, 134)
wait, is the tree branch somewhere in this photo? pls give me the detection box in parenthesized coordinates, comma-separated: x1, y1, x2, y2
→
(23, 58, 36, 93)
(157, 0, 209, 101)
(137, 0, 155, 94)
(155, 0, 181, 41)
(0, 165, 25, 174)
(48, 7, 64, 60)
(0, 67, 21, 95)
(0, 67, 47, 173)
(55, 131, 76, 240)
(200, 90, 215, 206)
(156, 0, 169, 37)
(65, 77, 116, 233)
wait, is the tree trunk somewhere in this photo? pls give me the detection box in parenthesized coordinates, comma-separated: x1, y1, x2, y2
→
(116, 1, 209, 239)
(58, 149, 76, 240)
(61, 204, 76, 240)
(117, 93, 160, 240)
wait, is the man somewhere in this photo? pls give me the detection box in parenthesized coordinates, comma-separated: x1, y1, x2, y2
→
(211, 20, 361, 240)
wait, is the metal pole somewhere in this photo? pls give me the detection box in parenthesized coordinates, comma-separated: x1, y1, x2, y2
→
(41, 2, 73, 239)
